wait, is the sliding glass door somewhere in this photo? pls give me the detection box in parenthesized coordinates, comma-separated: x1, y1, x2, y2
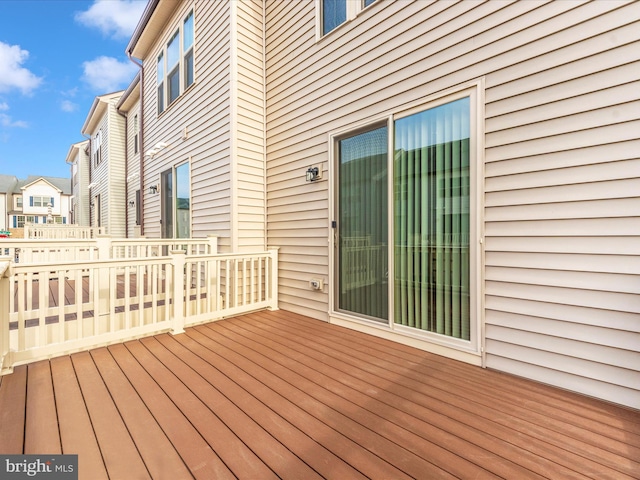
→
(336, 95, 472, 342)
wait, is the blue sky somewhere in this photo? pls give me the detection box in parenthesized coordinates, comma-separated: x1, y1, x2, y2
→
(0, 0, 147, 180)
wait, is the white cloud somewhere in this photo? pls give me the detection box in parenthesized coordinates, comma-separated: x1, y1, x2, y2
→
(82, 56, 138, 92)
(0, 113, 28, 128)
(75, 0, 147, 39)
(60, 100, 79, 113)
(0, 42, 43, 94)
(0, 102, 8, 111)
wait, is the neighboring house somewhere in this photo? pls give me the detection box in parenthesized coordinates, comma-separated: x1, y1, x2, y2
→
(0, 174, 18, 231)
(81, 91, 127, 237)
(9, 176, 71, 228)
(125, 0, 639, 409)
(126, 0, 265, 250)
(65, 140, 90, 226)
(117, 72, 143, 238)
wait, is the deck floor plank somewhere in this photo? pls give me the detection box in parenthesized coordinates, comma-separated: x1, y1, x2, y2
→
(49, 356, 108, 480)
(255, 310, 640, 479)
(70, 351, 150, 479)
(0, 364, 27, 454)
(190, 324, 464, 480)
(106, 342, 235, 480)
(24, 361, 61, 454)
(139, 335, 328, 480)
(229, 312, 588, 479)
(123, 339, 283, 480)
(149, 334, 369, 480)
(1, 310, 638, 480)
(166, 330, 412, 480)
(88, 347, 193, 480)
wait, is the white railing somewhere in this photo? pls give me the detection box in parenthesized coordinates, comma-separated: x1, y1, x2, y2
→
(0, 235, 219, 263)
(0, 248, 278, 371)
(25, 224, 105, 239)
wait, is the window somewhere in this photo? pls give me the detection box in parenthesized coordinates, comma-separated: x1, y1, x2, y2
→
(157, 10, 194, 114)
(133, 114, 139, 154)
(30, 196, 53, 208)
(320, 0, 377, 37)
(93, 130, 102, 166)
(334, 90, 478, 349)
(157, 53, 165, 114)
(322, 0, 346, 35)
(16, 196, 22, 208)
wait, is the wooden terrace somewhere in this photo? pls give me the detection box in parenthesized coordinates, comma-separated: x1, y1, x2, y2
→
(0, 309, 638, 479)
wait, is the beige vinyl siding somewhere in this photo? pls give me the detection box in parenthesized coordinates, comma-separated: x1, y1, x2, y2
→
(91, 112, 110, 231)
(235, 0, 266, 252)
(126, 102, 141, 236)
(141, 0, 232, 250)
(265, 0, 640, 407)
(77, 146, 90, 227)
(107, 100, 126, 237)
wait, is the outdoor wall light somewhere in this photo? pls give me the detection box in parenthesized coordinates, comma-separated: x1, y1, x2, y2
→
(149, 185, 158, 194)
(306, 166, 320, 182)
(128, 200, 135, 207)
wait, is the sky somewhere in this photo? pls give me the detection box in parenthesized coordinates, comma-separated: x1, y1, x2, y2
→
(0, 0, 148, 180)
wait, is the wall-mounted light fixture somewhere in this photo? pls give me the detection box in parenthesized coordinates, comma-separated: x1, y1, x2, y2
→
(149, 185, 158, 194)
(90, 202, 95, 208)
(128, 200, 135, 207)
(306, 166, 320, 182)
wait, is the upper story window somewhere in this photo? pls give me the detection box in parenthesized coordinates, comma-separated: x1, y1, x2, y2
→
(16, 196, 23, 208)
(133, 114, 139, 154)
(93, 130, 102, 166)
(157, 10, 195, 115)
(320, 0, 378, 37)
(31, 196, 53, 208)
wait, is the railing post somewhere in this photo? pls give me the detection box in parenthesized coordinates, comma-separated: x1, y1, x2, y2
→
(96, 234, 112, 260)
(170, 250, 186, 335)
(207, 235, 219, 255)
(267, 247, 279, 311)
(0, 257, 13, 375)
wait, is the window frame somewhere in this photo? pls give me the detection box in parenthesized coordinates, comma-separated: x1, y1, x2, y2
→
(317, 0, 378, 39)
(133, 114, 139, 154)
(93, 130, 102, 166)
(156, 9, 195, 115)
(328, 82, 484, 356)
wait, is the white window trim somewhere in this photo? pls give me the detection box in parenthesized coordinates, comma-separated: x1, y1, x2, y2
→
(327, 80, 486, 364)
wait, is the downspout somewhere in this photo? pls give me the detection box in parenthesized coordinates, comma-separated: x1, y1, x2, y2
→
(127, 54, 144, 236)
(116, 108, 129, 237)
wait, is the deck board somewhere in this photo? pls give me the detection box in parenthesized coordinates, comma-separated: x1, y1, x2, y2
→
(71, 351, 150, 479)
(49, 356, 108, 480)
(25, 361, 60, 454)
(0, 364, 26, 454)
(0, 310, 638, 480)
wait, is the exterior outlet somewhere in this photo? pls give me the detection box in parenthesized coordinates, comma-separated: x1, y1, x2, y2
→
(309, 278, 323, 290)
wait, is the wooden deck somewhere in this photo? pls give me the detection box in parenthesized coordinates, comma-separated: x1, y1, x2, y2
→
(0, 309, 638, 479)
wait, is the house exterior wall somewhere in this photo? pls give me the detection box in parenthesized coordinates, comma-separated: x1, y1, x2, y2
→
(0, 195, 6, 230)
(108, 100, 127, 237)
(22, 180, 63, 216)
(88, 95, 126, 236)
(125, 101, 141, 237)
(264, 0, 640, 408)
(78, 145, 91, 226)
(139, 0, 266, 251)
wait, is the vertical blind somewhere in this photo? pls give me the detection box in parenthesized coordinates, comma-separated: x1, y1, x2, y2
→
(394, 97, 471, 339)
(338, 126, 388, 321)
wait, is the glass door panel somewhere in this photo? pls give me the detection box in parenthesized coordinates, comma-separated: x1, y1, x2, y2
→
(337, 126, 388, 321)
(393, 97, 470, 339)
(175, 163, 190, 238)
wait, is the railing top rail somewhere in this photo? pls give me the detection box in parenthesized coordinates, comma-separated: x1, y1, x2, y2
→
(0, 239, 98, 246)
(10, 256, 175, 273)
(110, 238, 214, 245)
